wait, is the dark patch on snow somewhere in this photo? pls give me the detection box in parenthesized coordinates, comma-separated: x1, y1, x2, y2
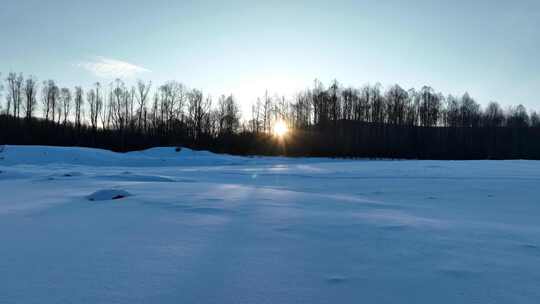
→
(519, 243, 540, 254)
(62, 172, 82, 177)
(274, 226, 293, 233)
(203, 198, 224, 202)
(326, 275, 348, 284)
(87, 189, 132, 201)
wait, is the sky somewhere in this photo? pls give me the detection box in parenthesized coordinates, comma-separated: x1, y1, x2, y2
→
(1, 0, 539, 114)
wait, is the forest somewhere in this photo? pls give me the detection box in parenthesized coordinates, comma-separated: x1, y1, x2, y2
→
(1, 72, 539, 159)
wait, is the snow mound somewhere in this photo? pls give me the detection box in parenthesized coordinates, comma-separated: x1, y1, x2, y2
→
(0, 145, 339, 167)
(0, 145, 248, 167)
(87, 189, 132, 201)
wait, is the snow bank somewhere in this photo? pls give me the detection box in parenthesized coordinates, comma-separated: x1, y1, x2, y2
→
(0, 145, 343, 167)
(0, 145, 248, 167)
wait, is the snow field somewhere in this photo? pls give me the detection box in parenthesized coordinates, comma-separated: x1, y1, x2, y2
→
(1, 145, 540, 303)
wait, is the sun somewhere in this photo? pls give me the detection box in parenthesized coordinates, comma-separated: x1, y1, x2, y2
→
(272, 120, 289, 138)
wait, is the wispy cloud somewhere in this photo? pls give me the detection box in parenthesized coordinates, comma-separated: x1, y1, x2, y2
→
(76, 56, 150, 78)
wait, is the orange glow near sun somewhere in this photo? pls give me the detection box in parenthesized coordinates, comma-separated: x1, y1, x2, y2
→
(272, 120, 289, 138)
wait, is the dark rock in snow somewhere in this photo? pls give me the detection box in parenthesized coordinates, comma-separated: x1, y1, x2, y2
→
(87, 189, 132, 201)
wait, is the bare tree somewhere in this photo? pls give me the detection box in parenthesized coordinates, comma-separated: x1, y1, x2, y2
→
(250, 98, 262, 133)
(368, 84, 385, 124)
(530, 111, 540, 127)
(188, 89, 210, 139)
(444, 95, 460, 127)
(404, 88, 419, 126)
(483, 102, 504, 127)
(341, 87, 356, 121)
(262, 90, 272, 133)
(217, 94, 240, 135)
(291, 91, 311, 129)
(23, 76, 38, 120)
(87, 82, 102, 130)
(459, 93, 481, 127)
(60, 88, 72, 124)
(74, 87, 84, 128)
(328, 80, 341, 124)
(385, 84, 408, 125)
(41, 80, 59, 122)
(55, 94, 63, 124)
(506, 104, 529, 128)
(110, 79, 128, 131)
(311, 79, 328, 127)
(100, 85, 112, 129)
(418, 86, 441, 127)
(136, 80, 151, 130)
(356, 85, 371, 123)
(6, 72, 24, 118)
(159, 81, 185, 133)
(127, 86, 135, 130)
(149, 92, 160, 131)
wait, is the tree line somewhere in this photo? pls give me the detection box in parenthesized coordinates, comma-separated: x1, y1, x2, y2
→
(1, 72, 539, 159)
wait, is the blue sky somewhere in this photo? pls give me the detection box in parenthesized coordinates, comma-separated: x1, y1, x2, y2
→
(1, 0, 539, 113)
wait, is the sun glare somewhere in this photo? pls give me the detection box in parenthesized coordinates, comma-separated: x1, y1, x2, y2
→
(273, 120, 289, 138)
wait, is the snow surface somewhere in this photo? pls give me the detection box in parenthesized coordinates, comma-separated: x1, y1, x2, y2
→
(1, 145, 540, 303)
